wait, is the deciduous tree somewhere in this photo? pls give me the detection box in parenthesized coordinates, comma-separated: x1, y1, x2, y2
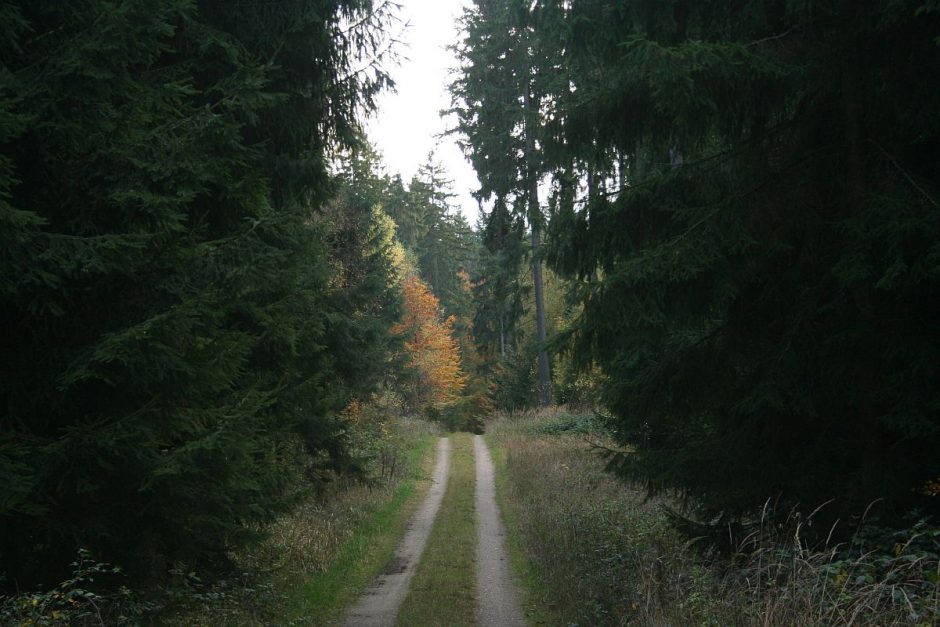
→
(394, 275, 467, 409)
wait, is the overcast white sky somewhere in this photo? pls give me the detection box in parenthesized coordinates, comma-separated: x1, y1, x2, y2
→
(365, 0, 482, 226)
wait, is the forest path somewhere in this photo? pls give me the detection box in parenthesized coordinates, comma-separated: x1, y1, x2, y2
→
(473, 434, 526, 627)
(344, 434, 526, 626)
(343, 437, 451, 627)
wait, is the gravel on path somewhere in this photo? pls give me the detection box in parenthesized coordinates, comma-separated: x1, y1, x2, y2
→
(343, 436, 451, 627)
(474, 434, 527, 627)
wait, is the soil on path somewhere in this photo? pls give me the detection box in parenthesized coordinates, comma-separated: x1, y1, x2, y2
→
(344, 434, 527, 626)
(343, 437, 451, 627)
(473, 434, 526, 627)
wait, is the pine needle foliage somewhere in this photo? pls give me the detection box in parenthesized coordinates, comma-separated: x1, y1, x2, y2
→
(535, 1, 940, 526)
(0, 0, 399, 586)
(451, 0, 568, 406)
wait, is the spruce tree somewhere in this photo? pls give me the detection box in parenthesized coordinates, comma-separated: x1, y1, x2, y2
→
(473, 197, 527, 363)
(450, 0, 567, 406)
(409, 156, 479, 322)
(0, 0, 398, 585)
(542, 0, 940, 525)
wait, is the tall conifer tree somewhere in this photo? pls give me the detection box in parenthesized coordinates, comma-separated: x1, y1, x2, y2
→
(450, 0, 567, 406)
(542, 0, 940, 524)
(0, 0, 398, 584)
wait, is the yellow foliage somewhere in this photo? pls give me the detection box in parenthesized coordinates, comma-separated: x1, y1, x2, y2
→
(393, 274, 466, 406)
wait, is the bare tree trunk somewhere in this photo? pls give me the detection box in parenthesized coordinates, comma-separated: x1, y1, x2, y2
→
(529, 223, 552, 406)
(618, 151, 627, 191)
(524, 87, 552, 407)
(586, 162, 599, 283)
(633, 139, 644, 185)
(499, 308, 505, 358)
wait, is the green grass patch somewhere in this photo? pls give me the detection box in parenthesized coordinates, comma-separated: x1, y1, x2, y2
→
(397, 433, 477, 627)
(529, 411, 607, 437)
(142, 415, 441, 626)
(279, 430, 438, 625)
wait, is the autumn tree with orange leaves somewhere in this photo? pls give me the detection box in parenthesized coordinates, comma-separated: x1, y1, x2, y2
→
(393, 274, 466, 408)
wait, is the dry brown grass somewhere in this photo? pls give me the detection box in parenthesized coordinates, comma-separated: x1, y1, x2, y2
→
(246, 415, 439, 580)
(141, 414, 441, 625)
(487, 408, 940, 626)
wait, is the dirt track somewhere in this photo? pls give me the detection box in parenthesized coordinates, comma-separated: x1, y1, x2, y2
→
(473, 434, 526, 626)
(343, 434, 525, 626)
(343, 437, 451, 627)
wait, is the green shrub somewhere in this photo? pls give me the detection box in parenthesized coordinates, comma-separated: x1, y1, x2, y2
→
(0, 550, 140, 626)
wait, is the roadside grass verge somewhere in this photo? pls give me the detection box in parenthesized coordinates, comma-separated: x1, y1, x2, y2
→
(488, 438, 555, 627)
(275, 420, 439, 624)
(150, 414, 440, 626)
(397, 432, 477, 626)
(487, 407, 940, 626)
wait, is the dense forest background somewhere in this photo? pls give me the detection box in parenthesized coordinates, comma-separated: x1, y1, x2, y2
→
(451, 0, 940, 530)
(1, 0, 939, 617)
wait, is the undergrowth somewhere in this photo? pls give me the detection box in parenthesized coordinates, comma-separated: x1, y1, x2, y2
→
(488, 407, 940, 626)
(0, 403, 439, 626)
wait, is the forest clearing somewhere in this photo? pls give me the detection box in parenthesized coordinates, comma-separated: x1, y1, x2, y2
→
(2, 0, 939, 625)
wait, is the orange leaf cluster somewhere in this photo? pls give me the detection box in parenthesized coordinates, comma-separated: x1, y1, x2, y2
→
(393, 274, 466, 405)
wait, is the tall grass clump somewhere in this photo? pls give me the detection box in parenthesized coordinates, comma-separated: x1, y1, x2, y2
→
(719, 506, 940, 625)
(488, 408, 940, 626)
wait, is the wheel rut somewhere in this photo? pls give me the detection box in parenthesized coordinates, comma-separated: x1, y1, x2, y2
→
(473, 434, 526, 626)
(343, 437, 451, 627)
(343, 434, 526, 626)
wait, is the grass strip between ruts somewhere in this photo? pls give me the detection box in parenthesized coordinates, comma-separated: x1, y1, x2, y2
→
(396, 432, 477, 626)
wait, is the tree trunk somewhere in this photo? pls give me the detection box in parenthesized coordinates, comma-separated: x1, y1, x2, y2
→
(618, 152, 626, 191)
(586, 162, 599, 282)
(529, 223, 551, 406)
(499, 307, 505, 358)
(524, 87, 552, 407)
(634, 139, 644, 182)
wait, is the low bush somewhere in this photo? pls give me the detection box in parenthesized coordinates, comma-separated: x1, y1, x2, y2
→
(0, 550, 147, 626)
